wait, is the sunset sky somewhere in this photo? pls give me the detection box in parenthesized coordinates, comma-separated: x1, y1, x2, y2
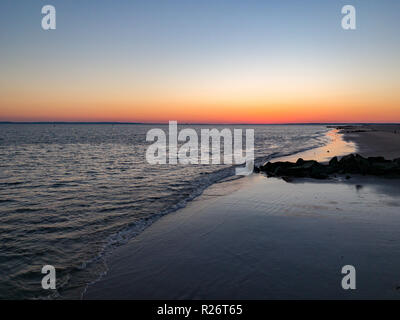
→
(1, 0, 399, 123)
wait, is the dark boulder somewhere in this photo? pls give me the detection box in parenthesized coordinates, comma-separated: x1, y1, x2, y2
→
(329, 156, 338, 167)
(368, 156, 388, 163)
(259, 161, 294, 173)
(369, 162, 398, 175)
(338, 154, 370, 174)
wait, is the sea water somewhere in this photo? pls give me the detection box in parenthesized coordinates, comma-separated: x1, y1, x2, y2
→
(0, 123, 329, 299)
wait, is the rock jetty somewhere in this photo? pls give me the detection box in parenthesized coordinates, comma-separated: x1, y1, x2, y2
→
(255, 154, 400, 179)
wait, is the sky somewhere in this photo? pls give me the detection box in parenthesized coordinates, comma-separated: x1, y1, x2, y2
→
(0, 0, 399, 123)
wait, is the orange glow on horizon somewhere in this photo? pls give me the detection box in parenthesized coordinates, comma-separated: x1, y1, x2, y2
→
(1, 74, 399, 124)
(1, 99, 399, 124)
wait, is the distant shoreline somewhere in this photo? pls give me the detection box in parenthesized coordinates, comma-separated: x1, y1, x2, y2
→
(1, 122, 399, 126)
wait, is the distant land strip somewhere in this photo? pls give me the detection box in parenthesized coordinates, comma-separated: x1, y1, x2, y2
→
(1, 122, 399, 126)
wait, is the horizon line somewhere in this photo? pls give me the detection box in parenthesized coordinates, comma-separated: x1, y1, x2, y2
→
(0, 121, 399, 126)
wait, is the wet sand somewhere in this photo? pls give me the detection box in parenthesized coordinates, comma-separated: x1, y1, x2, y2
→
(341, 124, 400, 160)
(84, 127, 400, 300)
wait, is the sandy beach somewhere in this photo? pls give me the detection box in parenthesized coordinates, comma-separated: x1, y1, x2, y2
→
(84, 125, 400, 300)
(340, 124, 400, 160)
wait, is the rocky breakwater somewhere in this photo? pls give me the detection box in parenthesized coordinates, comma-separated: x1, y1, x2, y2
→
(255, 154, 400, 180)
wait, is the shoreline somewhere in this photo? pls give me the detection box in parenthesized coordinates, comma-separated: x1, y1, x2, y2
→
(339, 124, 400, 160)
(84, 125, 400, 300)
(79, 127, 340, 298)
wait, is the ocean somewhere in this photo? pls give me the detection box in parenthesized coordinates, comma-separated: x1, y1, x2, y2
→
(0, 124, 329, 299)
